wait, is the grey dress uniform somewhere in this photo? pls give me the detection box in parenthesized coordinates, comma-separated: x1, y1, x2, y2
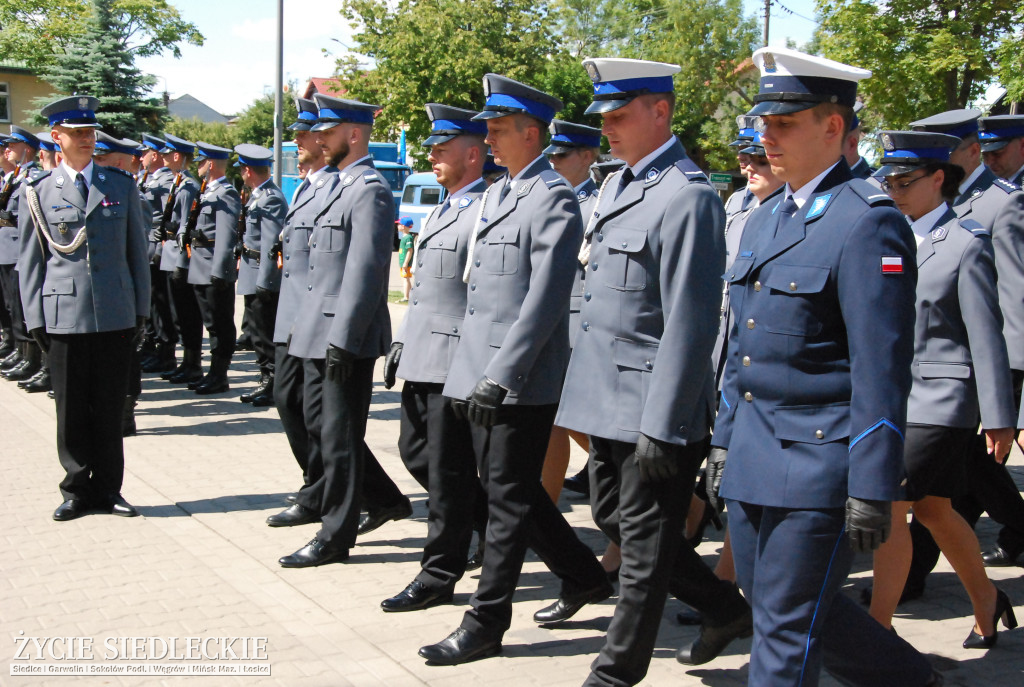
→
(1, 161, 46, 347)
(568, 178, 598, 348)
(18, 162, 150, 505)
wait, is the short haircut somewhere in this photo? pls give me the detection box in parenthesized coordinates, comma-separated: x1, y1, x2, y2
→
(812, 103, 854, 135)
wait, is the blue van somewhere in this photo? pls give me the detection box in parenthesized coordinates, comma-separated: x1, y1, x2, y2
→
(398, 172, 447, 234)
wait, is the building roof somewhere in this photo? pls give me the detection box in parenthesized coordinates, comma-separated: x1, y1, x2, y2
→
(167, 94, 229, 124)
(303, 77, 346, 100)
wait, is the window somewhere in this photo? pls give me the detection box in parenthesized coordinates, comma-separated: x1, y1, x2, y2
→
(0, 83, 9, 123)
(420, 187, 443, 205)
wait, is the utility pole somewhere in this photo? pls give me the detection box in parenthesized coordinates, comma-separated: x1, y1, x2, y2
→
(273, 0, 284, 187)
(763, 0, 771, 46)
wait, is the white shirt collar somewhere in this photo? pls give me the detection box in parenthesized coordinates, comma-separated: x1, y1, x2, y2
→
(61, 160, 94, 189)
(628, 136, 676, 178)
(449, 177, 484, 200)
(959, 164, 986, 195)
(909, 202, 948, 238)
(1008, 163, 1024, 185)
(785, 160, 841, 209)
(305, 165, 328, 187)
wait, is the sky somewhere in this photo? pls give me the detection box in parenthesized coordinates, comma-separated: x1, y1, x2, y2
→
(136, 0, 820, 117)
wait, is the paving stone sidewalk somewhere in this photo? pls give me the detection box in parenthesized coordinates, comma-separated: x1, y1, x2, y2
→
(2, 298, 1023, 686)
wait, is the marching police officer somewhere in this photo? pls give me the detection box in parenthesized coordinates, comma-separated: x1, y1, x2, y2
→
(706, 48, 940, 685)
(379, 103, 490, 612)
(234, 143, 286, 407)
(418, 74, 611, 666)
(19, 96, 150, 521)
(180, 142, 241, 395)
(980, 115, 1024, 187)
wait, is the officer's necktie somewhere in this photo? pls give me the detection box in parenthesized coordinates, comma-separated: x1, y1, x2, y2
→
(615, 168, 635, 198)
(499, 179, 512, 203)
(437, 196, 452, 216)
(770, 195, 798, 238)
(74, 173, 88, 205)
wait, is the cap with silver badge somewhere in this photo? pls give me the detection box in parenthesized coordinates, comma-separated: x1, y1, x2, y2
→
(40, 95, 101, 128)
(874, 130, 962, 178)
(747, 47, 870, 117)
(581, 58, 680, 115)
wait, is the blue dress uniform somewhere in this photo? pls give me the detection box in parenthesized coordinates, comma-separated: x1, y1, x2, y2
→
(18, 96, 150, 518)
(138, 134, 178, 372)
(980, 115, 1024, 187)
(555, 58, 749, 686)
(713, 48, 936, 686)
(234, 143, 286, 406)
(425, 75, 609, 661)
(181, 142, 241, 394)
(281, 95, 407, 564)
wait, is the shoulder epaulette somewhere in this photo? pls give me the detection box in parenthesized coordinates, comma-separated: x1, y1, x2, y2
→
(847, 178, 895, 207)
(539, 168, 567, 189)
(26, 170, 51, 185)
(25, 167, 48, 181)
(106, 167, 134, 179)
(674, 158, 709, 185)
(959, 217, 989, 236)
(362, 168, 382, 184)
(993, 178, 1018, 194)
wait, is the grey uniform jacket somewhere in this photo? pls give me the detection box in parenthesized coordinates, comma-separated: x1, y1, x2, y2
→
(441, 156, 583, 406)
(287, 159, 394, 361)
(394, 180, 486, 384)
(1, 162, 46, 266)
(183, 178, 241, 286)
(140, 167, 173, 262)
(237, 181, 286, 295)
(159, 175, 199, 272)
(908, 208, 1016, 430)
(556, 140, 726, 445)
(569, 178, 599, 349)
(17, 166, 150, 333)
(952, 168, 1024, 370)
(273, 167, 338, 344)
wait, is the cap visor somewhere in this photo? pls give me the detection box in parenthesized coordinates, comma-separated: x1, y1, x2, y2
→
(471, 110, 512, 121)
(287, 122, 312, 132)
(747, 100, 817, 117)
(59, 122, 101, 129)
(543, 143, 577, 155)
(739, 145, 765, 155)
(423, 133, 457, 146)
(310, 121, 340, 131)
(585, 99, 632, 115)
(980, 140, 1010, 153)
(875, 163, 922, 178)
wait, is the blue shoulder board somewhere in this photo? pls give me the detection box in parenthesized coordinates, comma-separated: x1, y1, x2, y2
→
(26, 170, 51, 185)
(959, 217, 989, 236)
(362, 169, 381, 183)
(539, 168, 567, 188)
(847, 178, 895, 207)
(674, 158, 709, 185)
(993, 178, 1018, 194)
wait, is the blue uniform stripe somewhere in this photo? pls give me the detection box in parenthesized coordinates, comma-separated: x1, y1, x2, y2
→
(848, 418, 903, 451)
(798, 523, 846, 686)
(719, 391, 731, 410)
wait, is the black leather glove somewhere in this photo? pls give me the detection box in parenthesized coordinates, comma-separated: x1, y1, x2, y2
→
(467, 377, 507, 427)
(233, 244, 242, 260)
(0, 209, 14, 227)
(268, 240, 283, 264)
(325, 344, 355, 385)
(209, 275, 231, 291)
(255, 285, 274, 300)
(172, 267, 188, 283)
(450, 398, 469, 421)
(30, 327, 50, 353)
(705, 447, 728, 512)
(175, 232, 187, 252)
(132, 317, 147, 351)
(846, 497, 891, 554)
(635, 434, 680, 483)
(382, 342, 403, 390)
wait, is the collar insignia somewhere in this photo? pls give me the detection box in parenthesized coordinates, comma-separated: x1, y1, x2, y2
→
(645, 168, 660, 183)
(806, 194, 832, 219)
(459, 196, 472, 209)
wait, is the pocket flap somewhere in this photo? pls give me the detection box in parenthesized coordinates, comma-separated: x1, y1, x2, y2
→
(918, 362, 971, 379)
(430, 314, 464, 336)
(605, 226, 648, 254)
(725, 256, 754, 283)
(488, 321, 512, 347)
(54, 208, 82, 224)
(46, 277, 75, 296)
(428, 234, 458, 251)
(774, 403, 850, 444)
(612, 337, 659, 371)
(764, 264, 830, 294)
(486, 225, 519, 245)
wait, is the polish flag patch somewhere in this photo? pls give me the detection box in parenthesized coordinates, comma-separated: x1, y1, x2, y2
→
(881, 256, 903, 274)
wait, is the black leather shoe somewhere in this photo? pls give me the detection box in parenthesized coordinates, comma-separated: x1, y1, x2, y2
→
(194, 374, 229, 395)
(142, 354, 177, 374)
(249, 388, 275, 407)
(562, 469, 590, 497)
(982, 545, 1021, 567)
(5, 359, 40, 381)
(357, 499, 413, 535)
(266, 503, 320, 527)
(278, 538, 349, 568)
(963, 587, 1017, 649)
(1, 350, 23, 370)
(676, 607, 753, 665)
(105, 494, 140, 517)
(235, 336, 254, 351)
(186, 372, 210, 390)
(381, 580, 454, 613)
(240, 375, 267, 403)
(533, 582, 614, 624)
(676, 605, 703, 626)
(418, 628, 501, 665)
(465, 538, 484, 571)
(23, 369, 51, 393)
(53, 499, 98, 521)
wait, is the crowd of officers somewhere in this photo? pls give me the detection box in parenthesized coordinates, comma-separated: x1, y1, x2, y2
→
(5, 43, 1024, 686)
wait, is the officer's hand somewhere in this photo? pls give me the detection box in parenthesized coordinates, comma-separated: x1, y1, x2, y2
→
(0, 210, 14, 227)
(233, 244, 242, 260)
(466, 377, 507, 427)
(172, 267, 187, 283)
(132, 317, 146, 351)
(382, 342, 403, 390)
(269, 240, 283, 263)
(175, 233, 187, 252)
(325, 344, 355, 385)
(985, 427, 1014, 465)
(30, 328, 50, 354)
(845, 497, 891, 554)
(635, 434, 679, 483)
(450, 398, 469, 421)
(705, 447, 728, 512)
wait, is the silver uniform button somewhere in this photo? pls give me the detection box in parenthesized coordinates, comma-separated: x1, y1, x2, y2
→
(746, 319, 755, 329)
(789, 282, 797, 291)
(742, 356, 750, 366)
(754, 281, 762, 291)
(743, 392, 753, 402)
(815, 430, 825, 439)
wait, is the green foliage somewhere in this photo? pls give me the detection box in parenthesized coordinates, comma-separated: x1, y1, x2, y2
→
(0, 0, 203, 70)
(232, 89, 299, 149)
(815, 0, 1024, 129)
(165, 117, 236, 149)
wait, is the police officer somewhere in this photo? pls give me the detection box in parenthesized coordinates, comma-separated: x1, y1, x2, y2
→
(158, 134, 203, 385)
(234, 143, 286, 406)
(980, 115, 1024, 187)
(706, 48, 939, 685)
(724, 116, 758, 219)
(180, 141, 241, 395)
(37, 135, 60, 171)
(0, 135, 14, 360)
(845, 104, 876, 179)
(19, 96, 150, 521)
(379, 103, 489, 613)
(418, 74, 611, 666)
(277, 95, 409, 567)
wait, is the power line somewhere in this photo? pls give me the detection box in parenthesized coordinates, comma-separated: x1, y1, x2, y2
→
(772, 1, 819, 25)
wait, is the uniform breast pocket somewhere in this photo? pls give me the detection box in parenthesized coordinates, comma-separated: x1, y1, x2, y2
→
(480, 225, 520, 275)
(761, 264, 830, 336)
(42, 277, 75, 330)
(426, 235, 459, 279)
(602, 226, 650, 291)
(319, 220, 349, 254)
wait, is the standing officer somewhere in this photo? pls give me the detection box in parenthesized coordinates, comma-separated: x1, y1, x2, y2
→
(706, 48, 940, 686)
(138, 133, 178, 374)
(980, 115, 1024, 186)
(554, 58, 749, 685)
(277, 95, 407, 567)
(418, 74, 611, 666)
(158, 134, 203, 385)
(19, 96, 150, 521)
(37, 136, 60, 171)
(181, 142, 241, 395)
(234, 143, 286, 407)
(379, 103, 489, 612)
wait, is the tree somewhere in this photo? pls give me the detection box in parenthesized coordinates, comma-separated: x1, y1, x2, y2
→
(37, 0, 166, 138)
(815, 0, 1024, 128)
(0, 0, 203, 70)
(232, 87, 299, 149)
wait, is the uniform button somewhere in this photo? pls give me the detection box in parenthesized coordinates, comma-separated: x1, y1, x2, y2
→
(584, 292, 591, 301)
(789, 282, 797, 291)
(307, 285, 312, 291)
(452, 327, 458, 333)
(678, 425, 686, 433)
(475, 260, 480, 267)
(285, 237, 290, 243)
(744, 392, 753, 402)
(312, 242, 316, 248)
(621, 241, 628, 248)
(415, 281, 420, 287)
(591, 263, 598, 271)
(284, 271, 289, 278)
(754, 281, 761, 291)
(582, 322, 590, 331)
(742, 356, 750, 366)
(746, 318, 755, 329)
(469, 307, 475, 314)
(470, 284, 476, 291)
(597, 233, 603, 242)
(412, 299, 418, 305)
(309, 265, 314, 270)
(644, 360, 652, 370)
(516, 375, 523, 381)
(285, 255, 290, 260)
(482, 239, 488, 244)
(815, 430, 825, 439)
